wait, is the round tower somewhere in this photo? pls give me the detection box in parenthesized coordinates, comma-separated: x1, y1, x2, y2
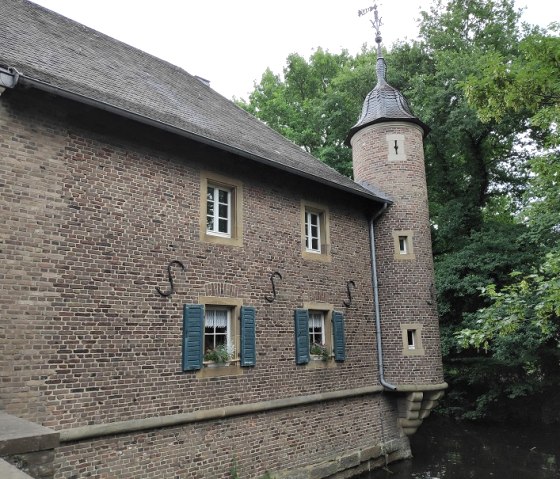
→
(346, 7, 445, 433)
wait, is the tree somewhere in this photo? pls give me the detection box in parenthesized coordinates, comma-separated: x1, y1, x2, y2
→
(237, 48, 362, 176)
(240, 0, 559, 421)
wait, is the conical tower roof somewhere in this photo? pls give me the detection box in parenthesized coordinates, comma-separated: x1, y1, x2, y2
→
(345, 12, 428, 145)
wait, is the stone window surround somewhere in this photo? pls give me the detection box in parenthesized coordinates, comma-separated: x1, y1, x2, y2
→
(199, 171, 243, 247)
(392, 230, 415, 260)
(400, 323, 425, 356)
(300, 200, 331, 262)
(303, 301, 336, 368)
(196, 296, 244, 378)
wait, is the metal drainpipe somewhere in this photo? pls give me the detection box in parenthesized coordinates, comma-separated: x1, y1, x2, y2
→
(369, 204, 397, 391)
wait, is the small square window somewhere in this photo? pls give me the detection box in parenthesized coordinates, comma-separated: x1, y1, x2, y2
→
(401, 323, 424, 356)
(392, 230, 415, 260)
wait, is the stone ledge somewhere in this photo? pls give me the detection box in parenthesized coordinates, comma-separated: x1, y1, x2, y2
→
(0, 413, 59, 456)
(0, 458, 35, 479)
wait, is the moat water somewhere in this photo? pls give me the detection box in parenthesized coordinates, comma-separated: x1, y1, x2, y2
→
(355, 416, 560, 479)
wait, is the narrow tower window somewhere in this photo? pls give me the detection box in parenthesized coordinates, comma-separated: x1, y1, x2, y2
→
(407, 329, 416, 349)
(398, 236, 408, 254)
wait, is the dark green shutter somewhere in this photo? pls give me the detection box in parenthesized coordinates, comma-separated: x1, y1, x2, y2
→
(294, 309, 310, 365)
(332, 311, 346, 362)
(182, 304, 204, 371)
(240, 306, 256, 367)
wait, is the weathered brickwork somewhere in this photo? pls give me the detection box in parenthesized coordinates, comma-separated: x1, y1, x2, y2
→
(55, 396, 401, 479)
(351, 122, 444, 385)
(0, 90, 430, 478)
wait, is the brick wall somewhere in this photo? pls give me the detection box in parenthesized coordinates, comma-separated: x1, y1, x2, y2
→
(351, 122, 444, 385)
(0, 89, 416, 477)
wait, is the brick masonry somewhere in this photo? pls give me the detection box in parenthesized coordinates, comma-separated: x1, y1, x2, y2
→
(351, 122, 444, 385)
(0, 88, 448, 478)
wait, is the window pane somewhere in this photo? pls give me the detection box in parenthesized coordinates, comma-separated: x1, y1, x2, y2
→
(218, 189, 229, 203)
(312, 238, 319, 251)
(218, 219, 228, 233)
(207, 215, 214, 231)
(218, 204, 228, 219)
(207, 187, 215, 201)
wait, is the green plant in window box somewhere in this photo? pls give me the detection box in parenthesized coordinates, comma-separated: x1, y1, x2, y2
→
(204, 343, 231, 364)
(310, 343, 330, 362)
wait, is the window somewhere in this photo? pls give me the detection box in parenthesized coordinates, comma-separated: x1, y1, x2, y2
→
(301, 201, 331, 262)
(305, 211, 321, 253)
(398, 236, 409, 255)
(407, 329, 416, 349)
(294, 303, 346, 365)
(206, 185, 231, 237)
(308, 311, 325, 346)
(204, 307, 231, 355)
(200, 172, 243, 247)
(392, 230, 415, 260)
(182, 298, 256, 373)
(401, 324, 424, 356)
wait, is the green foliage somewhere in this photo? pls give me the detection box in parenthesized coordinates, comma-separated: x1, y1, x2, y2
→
(236, 48, 360, 176)
(310, 343, 330, 362)
(241, 0, 560, 422)
(204, 343, 230, 363)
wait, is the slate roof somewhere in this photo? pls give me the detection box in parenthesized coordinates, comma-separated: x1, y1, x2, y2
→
(0, 0, 390, 203)
(346, 56, 429, 145)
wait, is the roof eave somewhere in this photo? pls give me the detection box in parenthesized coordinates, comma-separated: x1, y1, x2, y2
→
(345, 116, 430, 147)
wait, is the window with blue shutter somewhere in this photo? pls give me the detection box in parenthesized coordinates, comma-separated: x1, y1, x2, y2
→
(332, 311, 346, 362)
(240, 306, 256, 367)
(294, 309, 310, 365)
(183, 304, 204, 371)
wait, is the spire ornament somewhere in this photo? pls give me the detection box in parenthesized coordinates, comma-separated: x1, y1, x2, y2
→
(359, 4, 386, 85)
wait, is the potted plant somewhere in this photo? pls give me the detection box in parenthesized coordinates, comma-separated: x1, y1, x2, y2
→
(204, 343, 231, 366)
(310, 343, 330, 362)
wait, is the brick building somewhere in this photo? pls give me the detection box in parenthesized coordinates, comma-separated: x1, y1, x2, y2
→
(0, 1, 446, 478)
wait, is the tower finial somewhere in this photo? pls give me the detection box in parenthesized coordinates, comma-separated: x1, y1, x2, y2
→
(358, 3, 386, 85)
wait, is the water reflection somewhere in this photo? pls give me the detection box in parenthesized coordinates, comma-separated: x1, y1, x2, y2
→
(356, 416, 560, 479)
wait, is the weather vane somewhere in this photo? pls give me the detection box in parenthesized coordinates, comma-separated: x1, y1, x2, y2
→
(358, 4, 383, 46)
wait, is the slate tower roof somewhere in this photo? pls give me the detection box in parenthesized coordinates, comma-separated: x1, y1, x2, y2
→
(346, 12, 428, 145)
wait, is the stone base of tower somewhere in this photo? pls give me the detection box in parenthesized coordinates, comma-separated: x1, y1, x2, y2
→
(395, 384, 448, 436)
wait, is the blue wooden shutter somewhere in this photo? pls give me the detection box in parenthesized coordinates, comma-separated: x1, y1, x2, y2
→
(294, 309, 310, 365)
(332, 311, 346, 362)
(182, 304, 204, 371)
(240, 306, 256, 367)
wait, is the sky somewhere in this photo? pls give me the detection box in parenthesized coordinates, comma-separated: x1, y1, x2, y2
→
(30, 0, 558, 100)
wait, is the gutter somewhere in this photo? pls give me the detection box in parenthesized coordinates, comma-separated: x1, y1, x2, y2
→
(1, 67, 387, 204)
(369, 203, 397, 391)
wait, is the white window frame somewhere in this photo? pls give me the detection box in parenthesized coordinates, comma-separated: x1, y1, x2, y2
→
(308, 311, 326, 346)
(204, 307, 233, 358)
(206, 185, 232, 238)
(305, 210, 321, 253)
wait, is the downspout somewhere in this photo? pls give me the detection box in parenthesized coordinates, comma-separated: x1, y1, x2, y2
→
(369, 203, 397, 391)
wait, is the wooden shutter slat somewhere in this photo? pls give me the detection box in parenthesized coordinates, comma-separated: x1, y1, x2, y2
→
(182, 304, 204, 371)
(294, 309, 310, 365)
(240, 306, 256, 367)
(332, 311, 346, 362)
